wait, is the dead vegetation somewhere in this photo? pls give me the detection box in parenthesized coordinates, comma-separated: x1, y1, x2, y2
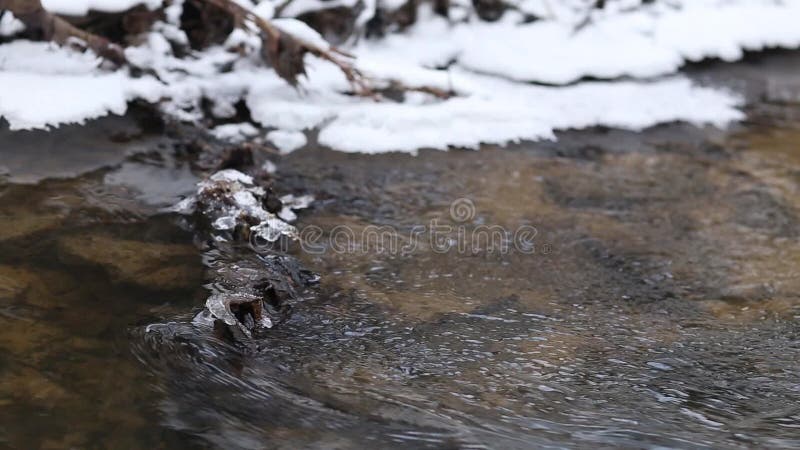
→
(0, 0, 452, 97)
(0, 0, 127, 63)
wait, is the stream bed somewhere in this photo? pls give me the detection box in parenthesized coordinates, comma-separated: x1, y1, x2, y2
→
(2, 52, 800, 449)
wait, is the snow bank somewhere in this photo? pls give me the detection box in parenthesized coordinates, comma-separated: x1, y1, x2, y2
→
(360, 0, 800, 85)
(0, 71, 157, 130)
(316, 76, 743, 153)
(244, 63, 743, 153)
(0, 40, 101, 74)
(0, 0, 795, 152)
(0, 42, 161, 130)
(41, 0, 162, 16)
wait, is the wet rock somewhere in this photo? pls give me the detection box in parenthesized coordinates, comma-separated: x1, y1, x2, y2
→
(58, 233, 202, 290)
(199, 252, 318, 341)
(175, 169, 307, 243)
(0, 315, 71, 362)
(0, 265, 37, 300)
(168, 167, 317, 340)
(0, 200, 66, 243)
(0, 366, 73, 408)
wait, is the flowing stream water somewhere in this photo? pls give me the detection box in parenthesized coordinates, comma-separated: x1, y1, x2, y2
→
(2, 53, 800, 449)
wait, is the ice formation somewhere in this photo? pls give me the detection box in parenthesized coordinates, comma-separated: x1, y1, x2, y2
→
(175, 168, 313, 242)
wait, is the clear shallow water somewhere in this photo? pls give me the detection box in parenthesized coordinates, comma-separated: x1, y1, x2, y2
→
(2, 54, 800, 449)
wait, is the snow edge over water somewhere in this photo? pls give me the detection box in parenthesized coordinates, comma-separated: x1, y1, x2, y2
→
(0, 0, 792, 153)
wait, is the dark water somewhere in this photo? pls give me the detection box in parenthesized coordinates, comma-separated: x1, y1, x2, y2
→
(2, 53, 800, 449)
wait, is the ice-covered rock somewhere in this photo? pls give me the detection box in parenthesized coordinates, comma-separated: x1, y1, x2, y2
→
(176, 168, 313, 243)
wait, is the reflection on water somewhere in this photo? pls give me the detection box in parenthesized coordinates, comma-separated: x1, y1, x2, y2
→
(3, 55, 800, 448)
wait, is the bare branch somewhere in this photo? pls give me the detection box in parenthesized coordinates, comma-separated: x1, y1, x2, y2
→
(2, 0, 126, 64)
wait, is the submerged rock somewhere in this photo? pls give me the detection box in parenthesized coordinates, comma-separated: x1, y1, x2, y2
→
(0, 184, 68, 242)
(198, 252, 318, 342)
(58, 233, 202, 290)
(172, 167, 316, 341)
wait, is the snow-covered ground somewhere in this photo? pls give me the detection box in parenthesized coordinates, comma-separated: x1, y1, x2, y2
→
(1, 0, 799, 153)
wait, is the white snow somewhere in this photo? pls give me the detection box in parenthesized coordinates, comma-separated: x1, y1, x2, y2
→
(1, 0, 798, 152)
(455, 1, 800, 84)
(246, 65, 743, 153)
(0, 12, 24, 36)
(0, 71, 161, 130)
(209, 168, 254, 184)
(210, 123, 260, 142)
(320, 78, 742, 153)
(267, 129, 307, 153)
(252, 1, 276, 20)
(262, 160, 277, 174)
(0, 41, 161, 130)
(0, 41, 101, 74)
(273, 18, 331, 50)
(356, 0, 800, 85)
(279, 0, 359, 18)
(41, 0, 162, 16)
